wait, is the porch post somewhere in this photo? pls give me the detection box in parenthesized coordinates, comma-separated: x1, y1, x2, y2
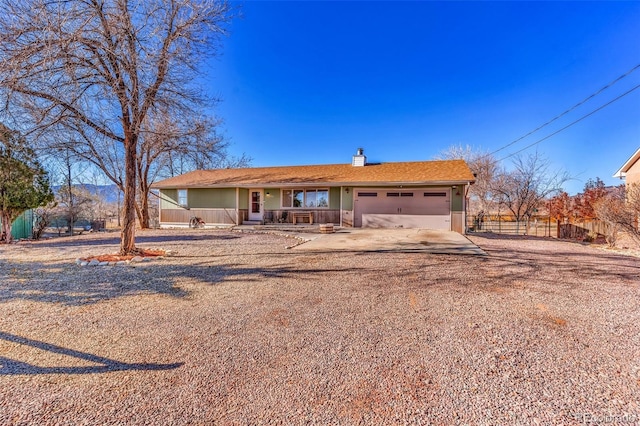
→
(235, 187, 240, 225)
(463, 182, 469, 234)
(339, 186, 343, 227)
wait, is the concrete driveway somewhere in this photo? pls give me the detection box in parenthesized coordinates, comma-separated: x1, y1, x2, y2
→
(294, 228, 486, 255)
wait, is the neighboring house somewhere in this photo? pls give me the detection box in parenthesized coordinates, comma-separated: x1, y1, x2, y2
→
(614, 147, 640, 185)
(0, 209, 34, 240)
(151, 149, 476, 234)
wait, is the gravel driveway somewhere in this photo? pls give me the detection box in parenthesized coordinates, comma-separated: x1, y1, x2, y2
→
(0, 229, 639, 425)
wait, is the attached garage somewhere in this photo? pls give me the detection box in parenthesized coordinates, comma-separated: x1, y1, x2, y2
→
(354, 188, 451, 229)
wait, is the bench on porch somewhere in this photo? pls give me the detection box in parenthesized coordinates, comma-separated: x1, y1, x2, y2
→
(292, 211, 313, 225)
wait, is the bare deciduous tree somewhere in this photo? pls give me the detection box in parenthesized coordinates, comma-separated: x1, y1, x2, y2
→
(435, 144, 499, 217)
(51, 149, 94, 236)
(136, 112, 248, 228)
(54, 111, 245, 229)
(0, 0, 232, 254)
(493, 152, 569, 233)
(593, 183, 640, 247)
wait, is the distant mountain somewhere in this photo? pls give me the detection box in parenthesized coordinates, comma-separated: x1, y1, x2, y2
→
(52, 184, 121, 204)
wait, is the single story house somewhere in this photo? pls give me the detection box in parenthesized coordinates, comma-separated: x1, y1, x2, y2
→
(614, 147, 640, 186)
(151, 149, 476, 234)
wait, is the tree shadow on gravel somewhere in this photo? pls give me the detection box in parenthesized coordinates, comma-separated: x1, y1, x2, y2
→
(466, 246, 640, 292)
(480, 246, 640, 271)
(289, 245, 486, 256)
(0, 331, 182, 375)
(468, 233, 559, 241)
(26, 232, 240, 249)
(0, 259, 357, 306)
(3, 232, 637, 306)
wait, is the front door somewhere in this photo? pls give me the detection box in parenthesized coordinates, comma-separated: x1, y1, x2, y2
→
(248, 189, 264, 221)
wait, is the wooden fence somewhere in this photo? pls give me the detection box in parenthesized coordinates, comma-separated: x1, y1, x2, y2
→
(467, 214, 609, 240)
(557, 220, 609, 239)
(467, 215, 557, 237)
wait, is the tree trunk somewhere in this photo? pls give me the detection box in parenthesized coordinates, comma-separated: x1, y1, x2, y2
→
(120, 135, 138, 255)
(133, 198, 150, 229)
(140, 195, 150, 229)
(134, 201, 143, 228)
(134, 182, 150, 229)
(139, 176, 150, 229)
(136, 160, 151, 229)
(1, 211, 13, 243)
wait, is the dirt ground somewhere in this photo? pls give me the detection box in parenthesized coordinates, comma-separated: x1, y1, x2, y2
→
(0, 229, 639, 425)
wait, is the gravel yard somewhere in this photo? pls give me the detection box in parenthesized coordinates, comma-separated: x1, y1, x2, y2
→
(0, 229, 639, 425)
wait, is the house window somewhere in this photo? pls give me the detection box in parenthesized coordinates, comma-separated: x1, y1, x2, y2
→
(306, 190, 317, 207)
(282, 190, 293, 208)
(281, 189, 330, 208)
(316, 190, 329, 207)
(178, 189, 188, 207)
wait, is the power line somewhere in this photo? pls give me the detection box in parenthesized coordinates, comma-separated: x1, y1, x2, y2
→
(483, 63, 640, 159)
(497, 83, 640, 162)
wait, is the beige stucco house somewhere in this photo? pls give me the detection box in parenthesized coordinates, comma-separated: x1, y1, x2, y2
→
(614, 147, 640, 185)
(151, 150, 476, 234)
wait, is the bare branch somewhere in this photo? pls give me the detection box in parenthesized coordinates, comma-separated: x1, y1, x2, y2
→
(0, 0, 233, 253)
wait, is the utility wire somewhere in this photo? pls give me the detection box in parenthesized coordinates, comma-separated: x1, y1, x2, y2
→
(482, 63, 640, 160)
(497, 83, 640, 162)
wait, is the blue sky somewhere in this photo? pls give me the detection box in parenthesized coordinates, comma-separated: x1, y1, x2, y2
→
(204, 1, 640, 195)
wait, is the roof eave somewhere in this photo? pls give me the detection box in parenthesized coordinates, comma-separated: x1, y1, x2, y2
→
(151, 179, 475, 189)
(615, 147, 640, 177)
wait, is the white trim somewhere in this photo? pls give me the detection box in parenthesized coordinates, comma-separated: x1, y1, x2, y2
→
(248, 189, 264, 221)
(614, 147, 640, 179)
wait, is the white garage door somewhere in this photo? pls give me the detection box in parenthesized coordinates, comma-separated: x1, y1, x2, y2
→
(353, 188, 451, 229)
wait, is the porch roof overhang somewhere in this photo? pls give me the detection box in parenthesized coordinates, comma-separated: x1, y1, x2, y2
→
(156, 180, 474, 189)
